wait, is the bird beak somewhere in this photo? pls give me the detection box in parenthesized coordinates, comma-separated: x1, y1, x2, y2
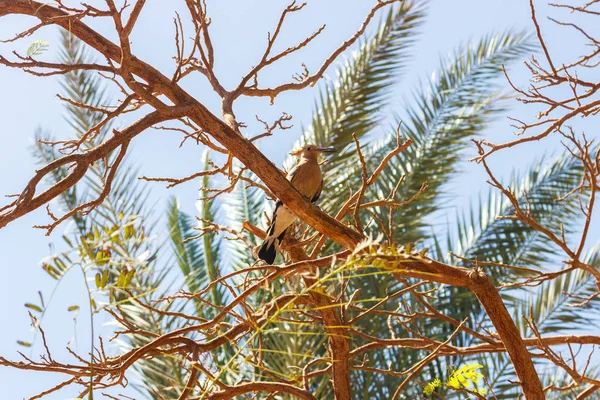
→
(317, 147, 337, 154)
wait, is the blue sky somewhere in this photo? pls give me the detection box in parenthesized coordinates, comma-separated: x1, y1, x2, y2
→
(0, 1, 597, 398)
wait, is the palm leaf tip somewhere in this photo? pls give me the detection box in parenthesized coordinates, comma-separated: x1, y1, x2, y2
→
(287, 0, 427, 175)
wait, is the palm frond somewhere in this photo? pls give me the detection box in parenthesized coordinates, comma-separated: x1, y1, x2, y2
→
(167, 197, 210, 312)
(433, 151, 587, 343)
(452, 152, 584, 273)
(541, 365, 600, 399)
(167, 154, 226, 318)
(436, 151, 591, 398)
(285, 1, 426, 198)
(369, 30, 536, 243)
(58, 30, 111, 138)
(523, 245, 600, 335)
(33, 29, 151, 231)
(345, 31, 536, 399)
(196, 155, 226, 310)
(351, 29, 535, 313)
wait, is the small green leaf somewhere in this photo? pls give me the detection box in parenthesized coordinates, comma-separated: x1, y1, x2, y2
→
(68, 305, 80, 312)
(25, 303, 43, 313)
(124, 225, 134, 239)
(26, 40, 49, 57)
(123, 269, 135, 286)
(95, 249, 111, 266)
(424, 378, 441, 395)
(102, 269, 109, 287)
(95, 272, 102, 289)
(41, 263, 60, 279)
(17, 340, 32, 347)
(55, 257, 68, 272)
(116, 270, 126, 287)
(63, 235, 74, 247)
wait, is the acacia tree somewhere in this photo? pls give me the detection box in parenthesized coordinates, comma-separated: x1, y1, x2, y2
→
(0, 1, 599, 399)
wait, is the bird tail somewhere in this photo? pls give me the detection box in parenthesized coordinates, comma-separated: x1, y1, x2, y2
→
(257, 229, 286, 264)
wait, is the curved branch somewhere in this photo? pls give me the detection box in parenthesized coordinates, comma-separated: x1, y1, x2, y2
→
(0, 107, 188, 231)
(238, 0, 401, 100)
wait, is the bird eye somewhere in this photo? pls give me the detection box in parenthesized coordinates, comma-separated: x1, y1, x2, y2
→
(307, 147, 312, 151)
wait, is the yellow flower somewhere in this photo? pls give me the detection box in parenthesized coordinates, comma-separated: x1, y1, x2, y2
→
(423, 378, 442, 395)
(446, 363, 487, 396)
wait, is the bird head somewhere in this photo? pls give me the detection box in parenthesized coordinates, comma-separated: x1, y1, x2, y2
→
(289, 144, 337, 160)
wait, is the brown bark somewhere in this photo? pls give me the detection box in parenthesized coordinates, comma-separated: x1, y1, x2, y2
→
(469, 271, 545, 399)
(288, 248, 352, 399)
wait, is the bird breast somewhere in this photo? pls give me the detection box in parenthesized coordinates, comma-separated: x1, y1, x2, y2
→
(289, 159, 322, 199)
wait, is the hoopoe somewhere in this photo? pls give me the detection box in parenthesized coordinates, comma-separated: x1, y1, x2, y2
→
(257, 144, 336, 264)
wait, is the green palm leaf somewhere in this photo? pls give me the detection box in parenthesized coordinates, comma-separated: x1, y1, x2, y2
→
(453, 152, 584, 272)
(167, 155, 225, 318)
(485, 246, 600, 398)
(222, 167, 266, 270)
(58, 31, 111, 140)
(284, 1, 426, 207)
(168, 197, 210, 313)
(435, 151, 587, 343)
(369, 30, 536, 244)
(523, 245, 600, 335)
(438, 152, 592, 398)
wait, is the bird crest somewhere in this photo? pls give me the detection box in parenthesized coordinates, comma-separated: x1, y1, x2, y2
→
(289, 144, 336, 159)
(289, 144, 311, 157)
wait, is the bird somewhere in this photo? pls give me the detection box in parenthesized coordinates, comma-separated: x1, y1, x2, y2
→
(257, 144, 336, 264)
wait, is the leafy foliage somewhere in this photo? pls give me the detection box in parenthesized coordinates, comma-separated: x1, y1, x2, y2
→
(452, 152, 584, 272)
(222, 165, 266, 270)
(446, 363, 487, 396)
(167, 154, 225, 318)
(27, 39, 49, 56)
(483, 246, 600, 398)
(431, 151, 588, 353)
(336, 30, 537, 398)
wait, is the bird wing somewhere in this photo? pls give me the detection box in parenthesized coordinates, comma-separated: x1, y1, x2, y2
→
(265, 200, 283, 237)
(311, 179, 323, 202)
(288, 159, 322, 201)
(263, 164, 301, 239)
(266, 200, 295, 239)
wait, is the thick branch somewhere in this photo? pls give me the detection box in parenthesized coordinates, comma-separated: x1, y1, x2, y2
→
(0, 108, 185, 230)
